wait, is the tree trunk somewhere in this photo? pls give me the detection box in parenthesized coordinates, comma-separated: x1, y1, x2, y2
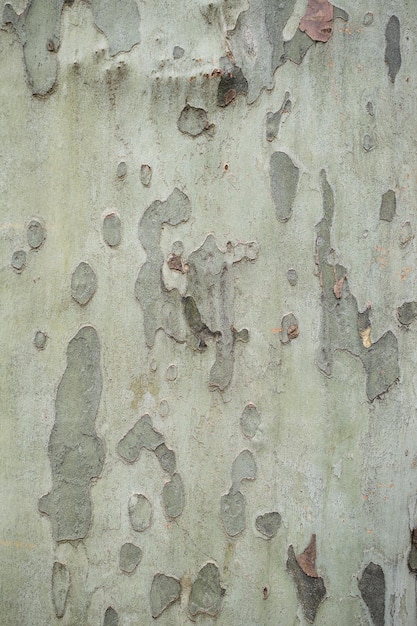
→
(1, 1, 416, 624)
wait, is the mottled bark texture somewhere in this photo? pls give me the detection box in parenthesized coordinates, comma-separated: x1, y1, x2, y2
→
(2, 1, 417, 625)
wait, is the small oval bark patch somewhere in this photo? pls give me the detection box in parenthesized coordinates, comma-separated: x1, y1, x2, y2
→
(128, 494, 152, 532)
(177, 105, 210, 137)
(103, 213, 121, 247)
(71, 262, 97, 305)
(27, 220, 45, 249)
(255, 512, 281, 538)
(119, 542, 142, 573)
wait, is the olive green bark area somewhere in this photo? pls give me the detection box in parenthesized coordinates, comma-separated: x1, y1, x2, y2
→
(38, 326, 104, 541)
(315, 171, 399, 401)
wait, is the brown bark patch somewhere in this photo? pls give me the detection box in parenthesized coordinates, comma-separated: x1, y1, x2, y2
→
(300, 0, 334, 43)
(296, 534, 318, 578)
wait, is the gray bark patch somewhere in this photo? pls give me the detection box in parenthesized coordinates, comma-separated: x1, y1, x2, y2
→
(182, 296, 221, 349)
(385, 16, 401, 83)
(34, 331, 48, 350)
(103, 607, 119, 626)
(363, 134, 376, 152)
(173, 46, 184, 59)
(116, 161, 127, 178)
(361, 331, 399, 402)
(397, 301, 417, 326)
(270, 151, 299, 222)
(231, 449, 257, 485)
(315, 170, 399, 401)
(27, 219, 45, 249)
(240, 404, 261, 439)
(92, 0, 140, 56)
(128, 494, 152, 532)
(287, 268, 298, 286)
(287, 544, 326, 623)
(363, 11, 373, 26)
(162, 473, 185, 519)
(379, 190, 396, 222)
(220, 488, 246, 536)
(266, 92, 291, 142)
(52, 561, 70, 618)
(11, 250, 26, 272)
(3, 0, 65, 95)
(134, 188, 191, 347)
(150, 573, 181, 618)
(117, 415, 164, 462)
(140, 164, 152, 186)
(408, 530, 417, 573)
(225, 1, 347, 103)
(159, 399, 169, 417)
(255, 512, 281, 538)
(226, 0, 297, 104)
(216, 57, 248, 107)
(221, 449, 256, 536)
(281, 29, 314, 66)
(165, 364, 177, 381)
(71, 262, 97, 306)
(135, 188, 257, 391)
(186, 236, 255, 390)
(103, 213, 121, 247)
(189, 563, 223, 617)
(155, 443, 176, 476)
(177, 105, 210, 137)
(366, 101, 375, 116)
(358, 562, 385, 626)
(119, 542, 142, 573)
(38, 326, 104, 541)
